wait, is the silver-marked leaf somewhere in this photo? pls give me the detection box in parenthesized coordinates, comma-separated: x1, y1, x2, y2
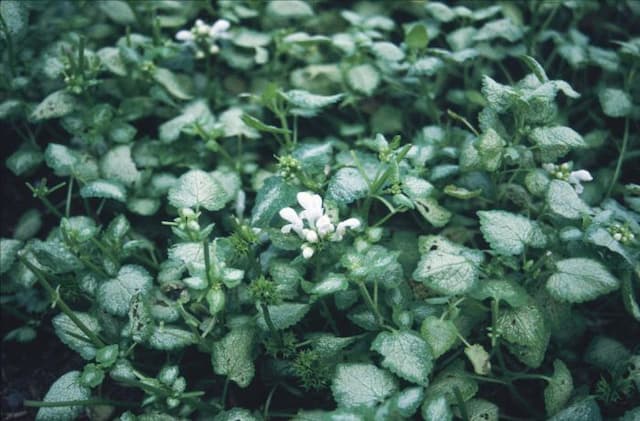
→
(371, 330, 433, 385)
(30, 90, 76, 122)
(390, 387, 424, 418)
(0, 238, 22, 274)
(211, 328, 255, 388)
(52, 312, 101, 360)
(544, 359, 573, 416)
(347, 64, 380, 96)
(422, 395, 452, 421)
(257, 303, 309, 331)
(473, 18, 523, 42)
(0, 1, 28, 40)
(548, 398, 602, 421)
(152, 68, 193, 100)
(326, 167, 369, 205)
(6, 145, 43, 176)
(266, 0, 313, 19)
(478, 210, 547, 256)
(546, 180, 589, 219)
(80, 179, 127, 202)
(497, 304, 550, 368)
(148, 325, 196, 350)
(282, 90, 343, 117)
(466, 399, 499, 421)
(471, 279, 530, 308)
(413, 236, 483, 295)
(599, 88, 632, 118)
(98, 265, 153, 316)
(100, 145, 141, 186)
(420, 316, 458, 358)
(168, 169, 228, 211)
(36, 371, 90, 421)
(251, 176, 297, 228)
(546, 258, 619, 303)
(332, 363, 397, 408)
(529, 126, 585, 162)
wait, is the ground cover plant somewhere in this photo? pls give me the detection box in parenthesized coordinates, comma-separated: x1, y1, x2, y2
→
(1, 0, 639, 420)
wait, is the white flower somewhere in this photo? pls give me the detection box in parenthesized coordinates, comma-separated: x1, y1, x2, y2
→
(567, 169, 593, 194)
(315, 215, 335, 237)
(303, 229, 319, 243)
(279, 207, 304, 236)
(297, 192, 324, 226)
(301, 244, 315, 259)
(333, 218, 361, 241)
(209, 19, 231, 38)
(175, 30, 195, 42)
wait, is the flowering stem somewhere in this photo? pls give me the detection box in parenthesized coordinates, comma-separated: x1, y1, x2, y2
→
(605, 117, 629, 199)
(357, 282, 383, 327)
(65, 177, 74, 217)
(18, 255, 106, 348)
(203, 237, 213, 286)
(260, 302, 283, 347)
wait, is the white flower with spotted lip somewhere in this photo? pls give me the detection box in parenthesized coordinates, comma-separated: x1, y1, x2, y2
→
(333, 218, 361, 241)
(175, 19, 231, 56)
(279, 207, 304, 237)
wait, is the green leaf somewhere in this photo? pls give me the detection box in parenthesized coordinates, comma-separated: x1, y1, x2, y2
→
(476, 128, 506, 172)
(30, 90, 76, 122)
(211, 328, 255, 388)
(219, 108, 260, 139)
(466, 399, 499, 421)
(473, 18, 523, 42)
(159, 100, 215, 142)
(371, 42, 405, 61)
(413, 236, 483, 295)
(6, 145, 43, 176)
(30, 239, 82, 273)
(470, 279, 530, 308)
(98, 0, 136, 24)
(347, 64, 380, 96)
(371, 330, 433, 385)
(406, 24, 429, 50)
(282, 90, 344, 117)
(52, 312, 101, 360)
(80, 179, 127, 202)
(147, 325, 196, 350)
(464, 344, 491, 375)
(544, 360, 573, 416)
(96, 344, 119, 368)
(97, 265, 153, 316)
(14, 209, 42, 241)
(97, 47, 127, 76)
(80, 363, 105, 388)
(548, 398, 602, 421)
(420, 316, 458, 358)
(546, 180, 589, 219)
(0, 0, 28, 40)
(44, 144, 78, 177)
(426, 362, 478, 402)
(251, 176, 297, 227)
(311, 273, 348, 296)
(0, 238, 22, 274)
(390, 387, 424, 418)
(599, 88, 632, 118)
(585, 336, 630, 371)
(529, 126, 586, 162)
(520, 55, 549, 83)
(546, 258, 619, 303)
(266, 0, 313, 19)
(421, 395, 453, 421)
(326, 167, 369, 205)
(100, 145, 141, 186)
(497, 304, 550, 368)
(241, 114, 291, 135)
(152, 68, 193, 100)
(332, 363, 398, 408)
(168, 169, 228, 211)
(477, 210, 547, 256)
(36, 371, 90, 421)
(257, 303, 310, 330)
(481, 76, 517, 112)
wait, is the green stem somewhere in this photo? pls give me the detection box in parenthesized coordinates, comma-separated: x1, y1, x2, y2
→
(18, 255, 106, 348)
(24, 399, 136, 408)
(221, 376, 230, 409)
(65, 177, 74, 217)
(507, 373, 553, 383)
(320, 299, 339, 335)
(260, 302, 282, 347)
(605, 117, 629, 199)
(357, 282, 384, 327)
(203, 237, 213, 285)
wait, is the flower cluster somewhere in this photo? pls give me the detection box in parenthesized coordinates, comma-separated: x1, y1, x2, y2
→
(279, 192, 361, 259)
(543, 162, 593, 194)
(608, 222, 635, 245)
(175, 19, 230, 58)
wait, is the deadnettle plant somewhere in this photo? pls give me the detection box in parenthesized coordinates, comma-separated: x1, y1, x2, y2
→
(175, 18, 231, 57)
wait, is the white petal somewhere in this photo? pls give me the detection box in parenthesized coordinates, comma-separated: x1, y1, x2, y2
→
(570, 170, 593, 183)
(209, 44, 220, 54)
(176, 30, 194, 41)
(302, 245, 315, 259)
(297, 192, 323, 211)
(303, 229, 319, 243)
(210, 19, 230, 35)
(281, 224, 293, 234)
(316, 215, 335, 237)
(279, 207, 301, 225)
(337, 218, 361, 231)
